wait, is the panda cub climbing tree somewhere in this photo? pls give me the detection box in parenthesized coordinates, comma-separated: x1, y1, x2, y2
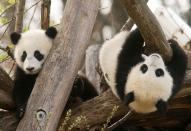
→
(99, 28, 187, 113)
(10, 27, 97, 119)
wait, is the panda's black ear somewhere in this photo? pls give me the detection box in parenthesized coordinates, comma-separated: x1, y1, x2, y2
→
(10, 32, 21, 45)
(45, 27, 57, 39)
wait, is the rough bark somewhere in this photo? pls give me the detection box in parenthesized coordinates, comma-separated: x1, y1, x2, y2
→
(63, 86, 191, 129)
(120, 18, 134, 32)
(41, 0, 51, 29)
(121, 0, 172, 61)
(0, 67, 14, 110)
(15, 0, 25, 33)
(0, 111, 18, 131)
(85, 44, 102, 94)
(16, 0, 99, 131)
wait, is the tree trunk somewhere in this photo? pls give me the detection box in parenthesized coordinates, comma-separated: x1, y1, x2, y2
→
(0, 67, 14, 110)
(85, 44, 102, 94)
(41, 0, 51, 29)
(16, 0, 99, 131)
(121, 0, 172, 61)
(0, 111, 18, 131)
(15, 0, 25, 32)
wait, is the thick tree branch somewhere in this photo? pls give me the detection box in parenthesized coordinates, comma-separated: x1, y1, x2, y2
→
(121, 0, 172, 61)
(0, 111, 18, 131)
(16, 0, 99, 131)
(63, 85, 191, 129)
(0, 68, 14, 110)
(85, 44, 102, 94)
(15, 0, 26, 32)
(41, 0, 51, 29)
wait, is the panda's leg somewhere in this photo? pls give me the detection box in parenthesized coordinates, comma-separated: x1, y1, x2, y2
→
(124, 28, 144, 56)
(124, 91, 135, 105)
(12, 84, 28, 119)
(71, 74, 98, 101)
(155, 99, 167, 114)
(166, 39, 187, 95)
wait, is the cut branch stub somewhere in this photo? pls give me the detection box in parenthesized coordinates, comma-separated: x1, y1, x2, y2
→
(121, 0, 172, 61)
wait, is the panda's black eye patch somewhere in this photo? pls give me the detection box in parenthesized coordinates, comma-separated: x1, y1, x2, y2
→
(21, 51, 27, 62)
(155, 68, 164, 77)
(34, 50, 44, 61)
(140, 64, 148, 73)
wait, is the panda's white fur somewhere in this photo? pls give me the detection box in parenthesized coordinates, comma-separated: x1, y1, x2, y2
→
(99, 31, 129, 97)
(10, 27, 58, 119)
(14, 30, 53, 74)
(99, 29, 187, 113)
(125, 54, 173, 113)
(11, 27, 98, 119)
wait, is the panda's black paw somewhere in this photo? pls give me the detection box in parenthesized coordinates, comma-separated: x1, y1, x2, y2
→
(124, 92, 134, 105)
(15, 105, 26, 119)
(156, 99, 168, 114)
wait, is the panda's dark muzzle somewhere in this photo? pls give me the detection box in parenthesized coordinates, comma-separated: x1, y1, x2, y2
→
(26, 67, 34, 71)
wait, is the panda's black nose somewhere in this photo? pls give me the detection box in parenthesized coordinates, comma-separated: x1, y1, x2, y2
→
(26, 67, 34, 71)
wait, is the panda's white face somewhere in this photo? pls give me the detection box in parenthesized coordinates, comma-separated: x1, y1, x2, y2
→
(14, 30, 53, 75)
(125, 53, 173, 113)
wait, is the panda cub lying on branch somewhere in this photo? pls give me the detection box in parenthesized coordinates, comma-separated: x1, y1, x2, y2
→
(10, 27, 97, 119)
(99, 29, 187, 113)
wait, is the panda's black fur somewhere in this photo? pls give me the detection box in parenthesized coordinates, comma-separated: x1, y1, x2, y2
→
(71, 74, 98, 101)
(99, 28, 187, 113)
(10, 27, 98, 119)
(116, 29, 187, 107)
(12, 66, 38, 118)
(116, 29, 145, 101)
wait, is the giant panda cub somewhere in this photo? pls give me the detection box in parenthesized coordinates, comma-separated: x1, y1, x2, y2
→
(99, 29, 187, 113)
(10, 27, 97, 119)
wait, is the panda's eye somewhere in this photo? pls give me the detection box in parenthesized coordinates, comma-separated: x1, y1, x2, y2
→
(34, 50, 44, 61)
(21, 51, 27, 62)
(140, 64, 148, 73)
(155, 68, 164, 77)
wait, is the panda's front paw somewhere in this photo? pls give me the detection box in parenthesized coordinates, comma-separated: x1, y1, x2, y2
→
(15, 107, 25, 119)
(124, 92, 134, 105)
(156, 99, 168, 114)
(15, 105, 26, 119)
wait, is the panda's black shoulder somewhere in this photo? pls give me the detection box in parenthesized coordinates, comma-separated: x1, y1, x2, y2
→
(166, 39, 187, 96)
(14, 66, 38, 92)
(71, 74, 98, 101)
(15, 66, 38, 81)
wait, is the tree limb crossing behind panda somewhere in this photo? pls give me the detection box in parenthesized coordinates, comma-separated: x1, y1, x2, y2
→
(99, 29, 187, 114)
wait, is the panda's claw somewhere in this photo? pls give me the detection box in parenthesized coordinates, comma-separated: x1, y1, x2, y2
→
(124, 92, 134, 105)
(15, 104, 26, 119)
(15, 108, 25, 119)
(156, 99, 168, 114)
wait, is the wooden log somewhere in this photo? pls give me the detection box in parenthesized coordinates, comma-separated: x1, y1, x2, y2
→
(121, 0, 172, 61)
(85, 44, 102, 94)
(16, 0, 99, 131)
(41, 0, 51, 29)
(0, 67, 14, 110)
(120, 18, 134, 32)
(153, 6, 191, 69)
(64, 87, 191, 129)
(15, 0, 25, 32)
(0, 111, 18, 131)
(154, 6, 191, 47)
(1, 86, 191, 130)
